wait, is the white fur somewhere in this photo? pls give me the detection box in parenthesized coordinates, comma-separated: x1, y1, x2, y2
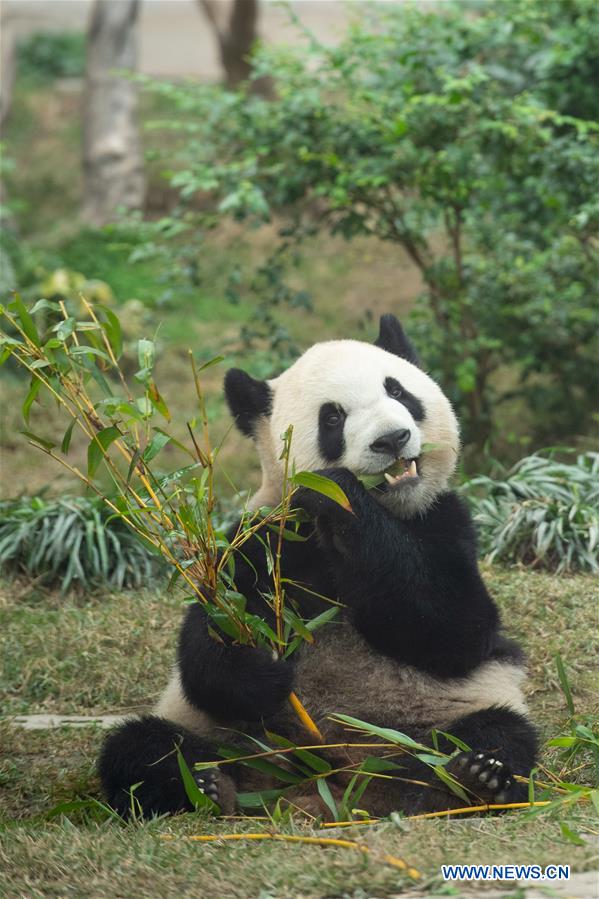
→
(250, 340, 460, 517)
(154, 671, 216, 736)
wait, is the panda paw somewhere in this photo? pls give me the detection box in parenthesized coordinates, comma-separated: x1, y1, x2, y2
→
(193, 768, 221, 804)
(449, 751, 516, 804)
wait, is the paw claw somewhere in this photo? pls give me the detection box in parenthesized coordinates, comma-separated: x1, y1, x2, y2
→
(448, 750, 515, 803)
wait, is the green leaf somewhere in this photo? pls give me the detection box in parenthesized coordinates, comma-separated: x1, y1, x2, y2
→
(87, 426, 121, 477)
(143, 431, 171, 464)
(22, 377, 41, 424)
(415, 752, 450, 767)
(70, 345, 112, 363)
(217, 747, 304, 784)
(98, 306, 122, 359)
(137, 338, 155, 372)
(292, 471, 353, 513)
(60, 420, 76, 454)
(54, 317, 76, 342)
(21, 430, 56, 451)
(432, 730, 472, 753)
(317, 777, 339, 821)
(433, 765, 470, 803)
(148, 381, 171, 421)
(559, 823, 585, 846)
(332, 714, 429, 750)
(176, 747, 220, 814)
(264, 731, 332, 774)
(555, 653, 575, 716)
(236, 788, 288, 808)
(546, 736, 577, 748)
(198, 355, 225, 372)
(11, 295, 40, 347)
(29, 298, 62, 315)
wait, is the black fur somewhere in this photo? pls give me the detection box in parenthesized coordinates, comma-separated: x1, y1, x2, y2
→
(318, 402, 346, 462)
(178, 602, 294, 722)
(384, 376, 425, 422)
(98, 715, 238, 818)
(375, 313, 420, 366)
(293, 472, 499, 677)
(224, 369, 272, 437)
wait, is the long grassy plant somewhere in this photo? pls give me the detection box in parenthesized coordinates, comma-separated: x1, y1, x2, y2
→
(462, 452, 599, 573)
(0, 494, 162, 591)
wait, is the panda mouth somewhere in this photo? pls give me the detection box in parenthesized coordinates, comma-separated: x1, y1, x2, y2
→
(383, 457, 419, 487)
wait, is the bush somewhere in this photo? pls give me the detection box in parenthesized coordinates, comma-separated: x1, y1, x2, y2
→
(17, 31, 86, 82)
(0, 495, 162, 592)
(150, 0, 599, 453)
(462, 452, 599, 573)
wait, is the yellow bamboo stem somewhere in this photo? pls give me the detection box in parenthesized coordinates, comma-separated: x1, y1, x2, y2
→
(288, 692, 324, 741)
(160, 832, 420, 878)
(406, 800, 552, 821)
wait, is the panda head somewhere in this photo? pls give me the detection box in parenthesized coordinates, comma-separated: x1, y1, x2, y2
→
(224, 314, 459, 518)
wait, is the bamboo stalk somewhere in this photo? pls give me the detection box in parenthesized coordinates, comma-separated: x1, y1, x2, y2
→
(160, 832, 420, 878)
(406, 800, 552, 821)
(289, 692, 324, 741)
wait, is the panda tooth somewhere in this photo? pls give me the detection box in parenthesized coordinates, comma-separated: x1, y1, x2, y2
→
(384, 472, 398, 485)
(409, 460, 418, 477)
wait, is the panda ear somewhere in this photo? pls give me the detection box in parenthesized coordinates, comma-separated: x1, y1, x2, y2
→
(374, 314, 420, 366)
(224, 368, 272, 438)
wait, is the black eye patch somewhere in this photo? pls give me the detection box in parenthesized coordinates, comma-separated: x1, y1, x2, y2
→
(384, 377, 425, 422)
(318, 402, 346, 462)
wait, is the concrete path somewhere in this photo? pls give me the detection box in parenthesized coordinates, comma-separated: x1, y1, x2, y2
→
(8, 713, 126, 729)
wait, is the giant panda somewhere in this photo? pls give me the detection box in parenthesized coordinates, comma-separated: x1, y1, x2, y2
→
(99, 314, 537, 818)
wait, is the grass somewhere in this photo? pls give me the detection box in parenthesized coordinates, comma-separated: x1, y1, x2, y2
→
(1, 567, 597, 897)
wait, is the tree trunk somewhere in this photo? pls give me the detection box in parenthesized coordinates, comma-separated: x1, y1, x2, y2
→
(0, 8, 16, 129)
(0, 8, 17, 247)
(82, 0, 145, 226)
(199, 0, 271, 95)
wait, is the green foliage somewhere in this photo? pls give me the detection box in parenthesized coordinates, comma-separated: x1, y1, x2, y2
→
(0, 495, 161, 592)
(462, 452, 599, 573)
(17, 31, 86, 83)
(151, 0, 599, 451)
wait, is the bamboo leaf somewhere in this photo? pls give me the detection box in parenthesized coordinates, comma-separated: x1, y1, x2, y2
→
(176, 747, 220, 814)
(11, 295, 40, 346)
(292, 471, 353, 513)
(61, 420, 76, 454)
(198, 355, 225, 372)
(433, 765, 470, 802)
(87, 426, 121, 477)
(143, 431, 171, 464)
(21, 430, 56, 451)
(148, 381, 171, 421)
(332, 714, 429, 750)
(98, 305, 122, 359)
(555, 653, 575, 716)
(22, 378, 41, 424)
(317, 777, 339, 821)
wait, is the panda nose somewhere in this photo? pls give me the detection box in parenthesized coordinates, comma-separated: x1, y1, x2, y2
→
(370, 429, 411, 457)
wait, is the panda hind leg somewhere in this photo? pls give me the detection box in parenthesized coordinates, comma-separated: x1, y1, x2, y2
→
(98, 714, 237, 819)
(416, 705, 538, 813)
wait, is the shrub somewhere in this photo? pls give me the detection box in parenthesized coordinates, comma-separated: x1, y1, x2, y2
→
(149, 0, 599, 453)
(0, 495, 162, 592)
(17, 31, 86, 83)
(462, 452, 599, 573)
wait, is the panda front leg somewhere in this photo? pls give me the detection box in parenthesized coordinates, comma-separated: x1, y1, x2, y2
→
(98, 714, 238, 819)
